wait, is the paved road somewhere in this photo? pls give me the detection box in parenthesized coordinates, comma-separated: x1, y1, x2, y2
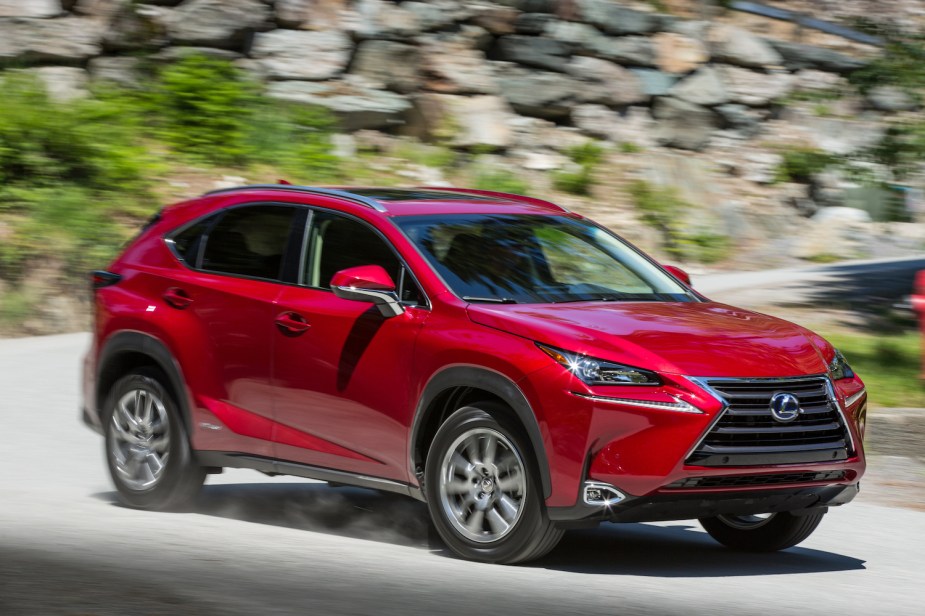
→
(694, 254, 925, 312)
(2, 334, 924, 615)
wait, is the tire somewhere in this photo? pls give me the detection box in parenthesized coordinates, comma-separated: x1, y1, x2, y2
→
(104, 368, 205, 511)
(699, 510, 826, 552)
(424, 403, 563, 564)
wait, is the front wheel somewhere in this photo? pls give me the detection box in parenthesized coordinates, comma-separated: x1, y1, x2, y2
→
(699, 510, 826, 552)
(424, 404, 562, 564)
(104, 368, 205, 510)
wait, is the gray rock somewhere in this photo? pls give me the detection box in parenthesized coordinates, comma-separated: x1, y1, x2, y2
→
(653, 97, 718, 151)
(715, 104, 763, 138)
(514, 12, 555, 34)
(496, 65, 583, 119)
(28, 66, 90, 102)
(0, 17, 103, 66)
(167, 0, 271, 50)
(669, 66, 729, 107)
(571, 104, 621, 140)
(470, 3, 519, 35)
(403, 0, 467, 31)
(867, 86, 919, 112)
(343, 0, 420, 41)
(792, 69, 848, 93)
(0, 0, 61, 18)
(412, 94, 514, 149)
(767, 40, 866, 74)
(420, 39, 498, 95)
(266, 77, 412, 131)
(812, 206, 871, 223)
(88, 56, 142, 87)
(496, 35, 570, 72)
(350, 40, 421, 93)
(629, 68, 677, 97)
(574, 0, 657, 36)
(251, 30, 352, 81)
(710, 24, 783, 69)
(565, 56, 647, 106)
(600, 35, 656, 68)
(720, 66, 793, 107)
(541, 19, 608, 49)
(653, 31, 708, 74)
(74, 0, 129, 18)
(274, 0, 346, 31)
(103, 3, 169, 51)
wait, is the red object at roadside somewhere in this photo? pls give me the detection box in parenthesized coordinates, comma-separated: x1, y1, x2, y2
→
(912, 271, 925, 378)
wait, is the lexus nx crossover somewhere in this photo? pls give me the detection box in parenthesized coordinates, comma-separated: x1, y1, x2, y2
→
(82, 185, 867, 564)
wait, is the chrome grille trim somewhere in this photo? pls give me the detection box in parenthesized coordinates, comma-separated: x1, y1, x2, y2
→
(683, 375, 854, 466)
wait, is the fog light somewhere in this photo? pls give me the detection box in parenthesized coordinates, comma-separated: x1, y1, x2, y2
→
(583, 482, 626, 506)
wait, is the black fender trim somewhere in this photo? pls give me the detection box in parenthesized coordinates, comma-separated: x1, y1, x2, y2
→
(96, 331, 193, 428)
(410, 366, 552, 498)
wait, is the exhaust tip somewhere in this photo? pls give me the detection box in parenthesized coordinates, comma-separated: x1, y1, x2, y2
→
(583, 482, 626, 506)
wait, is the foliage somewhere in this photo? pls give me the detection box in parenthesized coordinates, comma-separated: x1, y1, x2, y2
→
(627, 180, 731, 264)
(619, 142, 643, 154)
(848, 27, 925, 97)
(473, 170, 530, 195)
(774, 147, 839, 183)
(394, 142, 458, 170)
(552, 142, 605, 196)
(822, 331, 924, 408)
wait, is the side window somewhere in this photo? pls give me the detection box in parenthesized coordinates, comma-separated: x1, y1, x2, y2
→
(304, 211, 424, 305)
(200, 205, 297, 281)
(170, 216, 214, 267)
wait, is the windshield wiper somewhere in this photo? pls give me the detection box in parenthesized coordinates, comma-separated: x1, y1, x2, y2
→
(463, 296, 519, 304)
(554, 294, 628, 303)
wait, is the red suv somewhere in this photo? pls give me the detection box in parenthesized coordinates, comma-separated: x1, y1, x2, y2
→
(82, 185, 867, 564)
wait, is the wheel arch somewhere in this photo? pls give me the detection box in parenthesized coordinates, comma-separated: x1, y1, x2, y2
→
(96, 332, 193, 430)
(410, 366, 551, 499)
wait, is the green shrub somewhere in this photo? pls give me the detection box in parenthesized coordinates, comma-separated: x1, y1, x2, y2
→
(566, 142, 605, 167)
(473, 170, 530, 195)
(774, 147, 838, 183)
(619, 142, 643, 154)
(552, 167, 594, 195)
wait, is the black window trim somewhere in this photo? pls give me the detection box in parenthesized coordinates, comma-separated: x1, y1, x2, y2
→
(164, 201, 430, 309)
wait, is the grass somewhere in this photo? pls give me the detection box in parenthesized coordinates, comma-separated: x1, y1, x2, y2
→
(822, 331, 924, 408)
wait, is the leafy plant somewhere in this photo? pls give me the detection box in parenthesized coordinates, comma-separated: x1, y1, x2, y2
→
(774, 147, 839, 183)
(553, 142, 605, 196)
(473, 170, 530, 195)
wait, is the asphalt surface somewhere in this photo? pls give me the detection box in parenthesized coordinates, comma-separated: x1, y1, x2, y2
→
(2, 333, 924, 616)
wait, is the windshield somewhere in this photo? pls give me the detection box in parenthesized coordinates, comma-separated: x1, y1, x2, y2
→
(395, 214, 696, 304)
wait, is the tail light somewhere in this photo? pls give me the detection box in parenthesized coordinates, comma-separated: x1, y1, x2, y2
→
(91, 270, 122, 290)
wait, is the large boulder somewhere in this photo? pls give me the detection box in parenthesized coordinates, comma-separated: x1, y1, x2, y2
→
(342, 0, 421, 40)
(0, 17, 103, 66)
(88, 56, 142, 87)
(403, 0, 469, 31)
(411, 94, 514, 149)
(0, 0, 61, 18)
(103, 3, 170, 51)
(669, 66, 729, 107)
(275, 0, 348, 30)
(653, 97, 719, 151)
(350, 40, 421, 93)
(565, 56, 647, 106)
(571, 104, 622, 141)
(630, 68, 677, 97)
(866, 85, 919, 112)
(720, 66, 794, 107)
(166, 0, 271, 50)
(496, 35, 570, 72)
(496, 64, 584, 120)
(599, 35, 656, 68)
(266, 77, 412, 131)
(710, 24, 783, 69)
(26, 66, 89, 102)
(420, 39, 498, 95)
(251, 30, 352, 81)
(515, 12, 556, 34)
(652, 32, 708, 74)
(767, 40, 866, 74)
(470, 2, 519, 35)
(573, 0, 658, 35)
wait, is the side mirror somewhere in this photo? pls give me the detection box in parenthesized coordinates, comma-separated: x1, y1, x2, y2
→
(331, 265, 405, 318)
(663, 265, 692, 288)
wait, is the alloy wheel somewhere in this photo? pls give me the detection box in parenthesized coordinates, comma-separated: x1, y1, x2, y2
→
(108, 387, 171, 491)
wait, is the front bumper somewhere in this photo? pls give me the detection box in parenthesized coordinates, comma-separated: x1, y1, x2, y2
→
(549, 482, 859, 526)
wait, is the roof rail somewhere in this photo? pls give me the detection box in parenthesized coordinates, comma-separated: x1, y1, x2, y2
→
(415, 186, 570, 213)
(204, 184, 388, 213)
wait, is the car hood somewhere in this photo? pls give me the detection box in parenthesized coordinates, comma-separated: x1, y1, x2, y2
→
(467, 301, 830, 378)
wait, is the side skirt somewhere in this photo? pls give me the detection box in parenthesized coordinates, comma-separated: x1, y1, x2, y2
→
(196, 451, 426, 502)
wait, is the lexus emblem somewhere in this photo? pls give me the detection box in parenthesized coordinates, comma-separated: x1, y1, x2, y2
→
(769, 393, 801, 423)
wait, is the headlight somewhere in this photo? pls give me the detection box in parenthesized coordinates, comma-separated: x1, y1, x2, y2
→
(537, 343, 661, 386)
(829, 349, 855, 380)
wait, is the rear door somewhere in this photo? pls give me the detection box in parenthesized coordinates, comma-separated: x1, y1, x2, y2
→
(165, 203, 303, 456)
(272, 209, 429, 481)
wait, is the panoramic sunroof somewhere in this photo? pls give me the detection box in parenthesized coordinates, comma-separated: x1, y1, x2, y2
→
(345, 188, 510, 202)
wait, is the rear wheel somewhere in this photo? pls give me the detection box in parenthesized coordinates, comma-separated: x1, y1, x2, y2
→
(104, 368, 205, 510)
(699, 510, 826, 551)
(424, 403, 562, 564)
